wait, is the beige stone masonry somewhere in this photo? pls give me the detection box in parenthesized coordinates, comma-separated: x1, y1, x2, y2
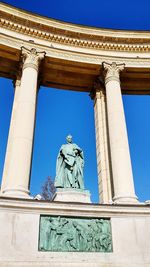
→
(1, 47, 45, 198)
(0, 2, 150, 205)
(103, 62, 138, 204)
(94, 84, 112, 203)
(0, 198, 150, 267)
(1, 78, 21, 193)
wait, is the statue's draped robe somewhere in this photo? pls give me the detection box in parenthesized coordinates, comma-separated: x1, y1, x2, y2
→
(55, 143, 84, 189)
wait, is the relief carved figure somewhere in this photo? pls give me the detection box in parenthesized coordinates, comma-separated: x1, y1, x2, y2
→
(39, 216, 112, 252)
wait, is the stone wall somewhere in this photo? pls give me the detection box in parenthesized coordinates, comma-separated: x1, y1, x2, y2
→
(0, 198, 150, 267)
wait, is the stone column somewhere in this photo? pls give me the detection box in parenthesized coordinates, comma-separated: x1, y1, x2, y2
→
(93, 81, 113, 203)
(103, 62, 138, 204)
(1, 78, 21, 193)
(1, 47, 45, 198)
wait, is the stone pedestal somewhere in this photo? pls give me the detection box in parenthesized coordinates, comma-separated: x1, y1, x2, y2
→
(0, 198, 150, 267)
(53, 188, 91, 203)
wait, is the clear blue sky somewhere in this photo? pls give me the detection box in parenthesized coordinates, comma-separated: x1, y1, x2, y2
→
(0, 0, 150, 202)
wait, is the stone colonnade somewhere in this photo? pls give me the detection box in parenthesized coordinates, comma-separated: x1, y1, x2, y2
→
(0, 47, 138, 204)
(1, 47, 45, 198)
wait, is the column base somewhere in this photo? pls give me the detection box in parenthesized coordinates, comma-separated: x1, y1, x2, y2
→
(53, 188, 91, 203)
(113, 195, 139, 204)
(0, 188, 32, 199)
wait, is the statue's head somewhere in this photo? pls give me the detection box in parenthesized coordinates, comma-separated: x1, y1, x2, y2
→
(66, 135, 72, 143)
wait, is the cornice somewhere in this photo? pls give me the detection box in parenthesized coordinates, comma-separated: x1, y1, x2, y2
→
(1, 3, 150, 53)
(0, 197, 149, 217)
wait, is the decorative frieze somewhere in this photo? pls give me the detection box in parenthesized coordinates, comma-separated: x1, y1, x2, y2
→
(1, 15, 150, 52)
(39, 215, 112, 252)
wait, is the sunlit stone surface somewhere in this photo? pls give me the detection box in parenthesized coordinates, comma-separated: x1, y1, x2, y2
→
(0, 3, 150, 267)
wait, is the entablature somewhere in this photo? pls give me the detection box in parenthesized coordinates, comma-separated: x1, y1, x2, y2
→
(1, 3, 150, 53)
(1, 3, 150, 94)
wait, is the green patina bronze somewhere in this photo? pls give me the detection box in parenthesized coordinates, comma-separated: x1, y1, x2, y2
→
(39, 216, 112, 252)
(55, 135, 84, 190)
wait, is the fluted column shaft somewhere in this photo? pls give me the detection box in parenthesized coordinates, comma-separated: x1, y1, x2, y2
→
(94, 87, 112, 203)
(1, 47, 45, 198)
(103, 62, 138, 203)
(1, 79, 21, 193)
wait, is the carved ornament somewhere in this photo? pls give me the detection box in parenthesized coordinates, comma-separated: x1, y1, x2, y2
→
(1, 3, 150, 53)
(21, 47, 45, 71)
(103, 62, 125, 84)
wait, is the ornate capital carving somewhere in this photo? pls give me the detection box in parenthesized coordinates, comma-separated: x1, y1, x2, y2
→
(12, 79, 21, 89)
(103, 62, 125, 85)
(21, 47, 45, 71)
(15, 79, 21, 87)
(95, 89, 105, 100)
(12, 72, 22, 89)
(90, 76, 105, 100)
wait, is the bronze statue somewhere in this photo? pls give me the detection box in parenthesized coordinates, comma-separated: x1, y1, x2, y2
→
(55, 135, 84, 189)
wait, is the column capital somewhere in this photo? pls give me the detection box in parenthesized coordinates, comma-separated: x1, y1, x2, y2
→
(90, 76, 105, 100)
(21, 47, 46, 71)
(103, 62, 125, 85)
(12, 78, 21, 89)
(94, 79, 105, 101)
(12, 72, 22, 89)
(95, 89, 105, 100)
